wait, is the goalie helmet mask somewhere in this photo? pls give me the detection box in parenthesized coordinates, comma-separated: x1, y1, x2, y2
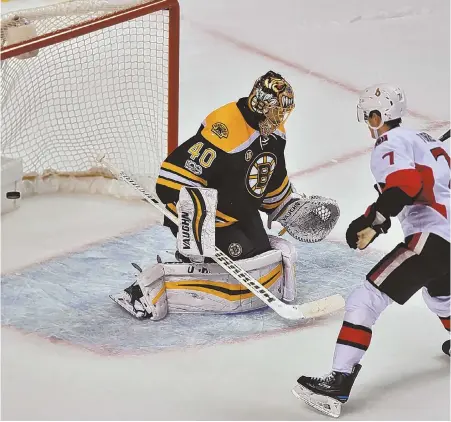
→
(357, 83, 406, 136)
(248, 71, 295, 136)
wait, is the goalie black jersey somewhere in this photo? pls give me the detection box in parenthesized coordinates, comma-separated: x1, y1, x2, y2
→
(156, 97, 293, 227)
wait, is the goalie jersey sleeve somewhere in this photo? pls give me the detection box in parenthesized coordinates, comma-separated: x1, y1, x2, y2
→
(370, 127, 450, 242)
(156, 98, 294, 226)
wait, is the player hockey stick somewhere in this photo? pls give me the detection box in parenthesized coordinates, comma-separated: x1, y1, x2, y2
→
(96, 154, 345, 321)
(439, 129, 450, 142)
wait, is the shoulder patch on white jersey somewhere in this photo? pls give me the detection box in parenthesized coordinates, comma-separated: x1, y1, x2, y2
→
(375, 134, 388, 147)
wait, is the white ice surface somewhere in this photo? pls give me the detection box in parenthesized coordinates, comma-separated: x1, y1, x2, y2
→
(1, 0, 450, 419)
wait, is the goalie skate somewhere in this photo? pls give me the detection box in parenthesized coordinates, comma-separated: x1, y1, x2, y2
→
(292, 383, 342, 418)
(109, 285, 152, 320)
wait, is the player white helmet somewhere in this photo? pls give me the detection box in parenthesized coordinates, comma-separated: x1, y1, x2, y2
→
(357, 84, 407, 130)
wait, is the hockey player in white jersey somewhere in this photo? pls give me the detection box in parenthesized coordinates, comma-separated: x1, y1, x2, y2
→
(292, 84, 450, 418)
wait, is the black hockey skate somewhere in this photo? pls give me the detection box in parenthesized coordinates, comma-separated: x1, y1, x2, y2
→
(442, 340, 450, 356)
(292, 364, 361, 418)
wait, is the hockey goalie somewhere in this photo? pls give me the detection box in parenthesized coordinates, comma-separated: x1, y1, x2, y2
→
(111, 71, 340, 320)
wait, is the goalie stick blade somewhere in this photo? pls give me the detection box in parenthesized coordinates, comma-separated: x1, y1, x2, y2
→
(292, 383, 342, 418)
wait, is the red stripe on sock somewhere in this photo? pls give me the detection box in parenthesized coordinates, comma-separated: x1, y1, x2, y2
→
(439, 316, 450, 331)
(338, 325, 372, 348)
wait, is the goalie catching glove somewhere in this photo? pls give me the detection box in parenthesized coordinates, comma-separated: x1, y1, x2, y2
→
(267, 193, 340, 243)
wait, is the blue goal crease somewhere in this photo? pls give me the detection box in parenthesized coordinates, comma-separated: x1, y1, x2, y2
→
(1, 225, 383, 354)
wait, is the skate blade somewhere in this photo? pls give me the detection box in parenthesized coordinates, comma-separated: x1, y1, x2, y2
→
(109, 293, 147, 319)
(292, 383, 342, 418)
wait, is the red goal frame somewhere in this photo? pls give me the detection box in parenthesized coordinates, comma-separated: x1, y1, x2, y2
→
(0, 0, 180, 155)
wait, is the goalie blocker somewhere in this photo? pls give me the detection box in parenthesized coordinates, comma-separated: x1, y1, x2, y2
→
(110, 235, 296, 320)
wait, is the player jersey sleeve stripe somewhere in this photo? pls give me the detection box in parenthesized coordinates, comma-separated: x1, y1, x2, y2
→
(262, 181, 292, 204)
(161, 162, 208, 186)
(158, 170, 205, 190)
(265, 176, 289, 198)
(156, 177, 186, 192)
(260, 186, 293, 210)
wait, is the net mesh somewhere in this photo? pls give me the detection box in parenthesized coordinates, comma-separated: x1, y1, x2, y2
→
(1, 0, 172, 193)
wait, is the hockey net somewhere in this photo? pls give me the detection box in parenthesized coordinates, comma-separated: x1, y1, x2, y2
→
(1, 0, 179, 199)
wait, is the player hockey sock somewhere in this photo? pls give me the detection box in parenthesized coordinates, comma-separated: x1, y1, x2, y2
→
(438, 315, 450, 332)
(438, 317, 450, 357)
(332, 321, 372, 373)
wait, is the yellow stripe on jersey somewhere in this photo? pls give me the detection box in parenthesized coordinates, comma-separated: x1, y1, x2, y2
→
(167, 202, 178, 216)
(165, 201, 237, 228)
(216, 210, 238, 222)
(201, 102, 256, 153)
(215, 221, 236, 228)
(215, 209, 238, 227)
(265, 176, 289, 198)
(156, 177, 185, 192)
(275, 123, 286, 136)
(165, 264, 282, 301)
(260, 186, 293, 210)
(161, 162, 208, 186)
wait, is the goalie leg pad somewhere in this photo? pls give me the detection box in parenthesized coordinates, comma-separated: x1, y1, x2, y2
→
(269, 235, 297, 302)
(110, 264, 169, 321)
(163, 249, 285, 314)
(137, 263, 168, 321)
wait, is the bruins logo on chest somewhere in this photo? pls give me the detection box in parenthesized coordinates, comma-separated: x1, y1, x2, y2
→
(246, 152, 277, 198)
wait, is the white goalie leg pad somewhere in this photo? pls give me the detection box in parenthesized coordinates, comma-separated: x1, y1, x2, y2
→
(269, 235, 297, 302)
(176, 187, 217, 258)
(137, 263, 168, 321)
(163, 249, 284, 314)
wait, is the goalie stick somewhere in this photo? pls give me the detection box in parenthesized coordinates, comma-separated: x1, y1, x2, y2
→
(96, 154, 344, 321)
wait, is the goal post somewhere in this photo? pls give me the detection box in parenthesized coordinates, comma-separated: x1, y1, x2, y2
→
(1, 0, 179, 199)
